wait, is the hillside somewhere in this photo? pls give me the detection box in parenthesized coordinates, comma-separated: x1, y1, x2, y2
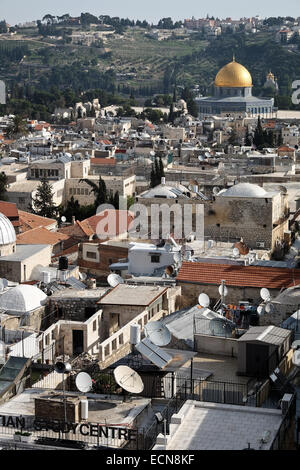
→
(0, 26, 300, 106)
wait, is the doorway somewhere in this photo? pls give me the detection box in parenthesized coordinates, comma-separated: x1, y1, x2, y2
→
(72, 330, 84, 356)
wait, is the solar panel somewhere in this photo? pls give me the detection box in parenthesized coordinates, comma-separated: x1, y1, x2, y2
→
(67, 276, 87, 290)
(135, 337, 172, 369)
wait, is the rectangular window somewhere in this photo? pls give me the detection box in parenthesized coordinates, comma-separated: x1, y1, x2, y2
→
(69, 188, 73, 195)
(86, 251, 97, 259)
(93, 320, 97, 331)
(45, 334, 49, 346)
(151, 254, 160, 263)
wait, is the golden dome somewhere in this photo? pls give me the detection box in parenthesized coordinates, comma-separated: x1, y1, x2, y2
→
(214, 59, 252, 88)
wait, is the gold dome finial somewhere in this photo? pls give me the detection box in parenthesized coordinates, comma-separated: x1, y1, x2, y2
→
(233, 54, 235, 62)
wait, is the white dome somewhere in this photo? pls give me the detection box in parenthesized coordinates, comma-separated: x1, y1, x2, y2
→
(0, 285, 47, 314)
(219, 183, 268, 198)
(0, 213, 16, 245)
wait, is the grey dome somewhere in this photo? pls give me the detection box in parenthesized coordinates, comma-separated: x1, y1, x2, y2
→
(219, 183, 268, 198)
(0, 284, 47, 314)
(0, 213, 16, 245)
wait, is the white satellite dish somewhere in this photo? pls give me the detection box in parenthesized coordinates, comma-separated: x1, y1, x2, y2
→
(257, 305, 265, 316)
(107, 273, 124, 288)
(144, 321, 171, 347)
(198, 293, 210, 308)
(61, 216, 67, 223)
(207, 240, 215, 249)
(205, 152, 211, 159)
(114, 366, 144, 394)
(233, 248, 240, 258)
(260, 288, 271, 302)
(198, 155, 205, 162)
(213, 186, 220, 196)
(292, 350, 300, 367)
(265, 303, 274, 314)
(218, 284, 228, 297)
(75, 372, 93, 393)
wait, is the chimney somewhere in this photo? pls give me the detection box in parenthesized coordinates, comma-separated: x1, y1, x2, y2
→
(72, 216, 76, 225)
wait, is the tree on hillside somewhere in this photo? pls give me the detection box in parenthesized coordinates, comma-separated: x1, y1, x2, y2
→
(31, 177, 57, 218)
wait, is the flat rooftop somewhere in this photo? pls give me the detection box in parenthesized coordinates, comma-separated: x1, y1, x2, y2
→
(51, 288, 108, 300)
(98, 284, 167, 306)
(0, 244, 49, 262)
(192, 353, 250, 385)
(155, 400, 283, 450)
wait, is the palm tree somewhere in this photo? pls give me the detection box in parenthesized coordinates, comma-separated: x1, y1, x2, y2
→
(6, 115, 28, 139)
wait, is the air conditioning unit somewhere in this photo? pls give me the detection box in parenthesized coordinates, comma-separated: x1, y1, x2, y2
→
(256, 242, 265, 248)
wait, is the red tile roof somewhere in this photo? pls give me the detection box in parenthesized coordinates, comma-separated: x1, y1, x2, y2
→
(90, 158, 116, 166)
(17, 227, 69, 246)
(18, 210, 57, 232)
(0, 201, 20, 227)
(177, 262, 300, 290)
(81, 210, 134, 238)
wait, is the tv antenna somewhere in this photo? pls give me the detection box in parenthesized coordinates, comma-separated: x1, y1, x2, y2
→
(107, 273, 124, 288)
(54, 361, 72, 423)
(144, 321, 171, 347)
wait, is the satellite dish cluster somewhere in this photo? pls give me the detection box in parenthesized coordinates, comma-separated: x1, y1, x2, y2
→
(113, 320, 172, 399)
(257, 288, 274, 316)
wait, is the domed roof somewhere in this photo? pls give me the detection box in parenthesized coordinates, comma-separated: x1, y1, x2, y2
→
(0, 213, 16, 245)
(0, 284, 47, 314)
(219, 183, 268, 198)
(215, 58, 252, 88)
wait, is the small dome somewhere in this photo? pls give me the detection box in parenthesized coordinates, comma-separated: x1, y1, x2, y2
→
(215, 59, 253, 88)
(219, 183, 268, 198)
(0, 213, 16, 245)
(0, 284, 47, 314)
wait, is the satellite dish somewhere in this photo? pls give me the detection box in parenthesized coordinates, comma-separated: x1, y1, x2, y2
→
(257, 305, 265, 316)
(207, 240, 215, 249)
(61, 216, 67, 223)
(218, 284, 228, 297)
(292, 340, 300, 350)
(213, 186, 220, 196)
(76, 372, 93, 393)
(114, 366, 144, 394)
(292, 350, 300, 367)
(144, 321, 171, 347)
(260, 288, 271, 302)
(205, 152, 211, 159)
(265, 303, 274, 314)
(54, 362, 72, 374)
(165, 265, 174, 276)
(107, 273, 124, 288)
(198, 293, 210, 308)
(198, 155, 205, 162)
(233, 248, 240, 258)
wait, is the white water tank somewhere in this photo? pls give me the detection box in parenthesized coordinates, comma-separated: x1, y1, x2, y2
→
(130, 324, 141, 345)
(42, 271, 51, 284)
(81, 399, 89, 420)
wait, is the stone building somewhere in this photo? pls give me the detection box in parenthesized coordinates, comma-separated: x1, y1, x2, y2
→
(97, 284, 181, 338)
(205, 183, 289, 251)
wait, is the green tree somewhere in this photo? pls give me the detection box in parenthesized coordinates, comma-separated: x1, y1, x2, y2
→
(31, 177, 57, 218)
(0, 172, 9, 200)
(6, 115, 28, 138)
(253, 116, 265, 150)
(79, 176, 107, 210)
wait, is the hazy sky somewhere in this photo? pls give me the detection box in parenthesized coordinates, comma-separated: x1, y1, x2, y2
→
(1, 0, 300, 25)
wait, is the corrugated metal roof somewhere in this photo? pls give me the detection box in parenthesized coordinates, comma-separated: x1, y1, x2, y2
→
(238, 326, 291, 345)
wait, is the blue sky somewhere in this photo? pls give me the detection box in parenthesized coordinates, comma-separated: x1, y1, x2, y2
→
(2, 0, 299, 25)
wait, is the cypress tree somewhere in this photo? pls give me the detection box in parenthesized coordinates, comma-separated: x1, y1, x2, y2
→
(32, 177, 57, 218)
